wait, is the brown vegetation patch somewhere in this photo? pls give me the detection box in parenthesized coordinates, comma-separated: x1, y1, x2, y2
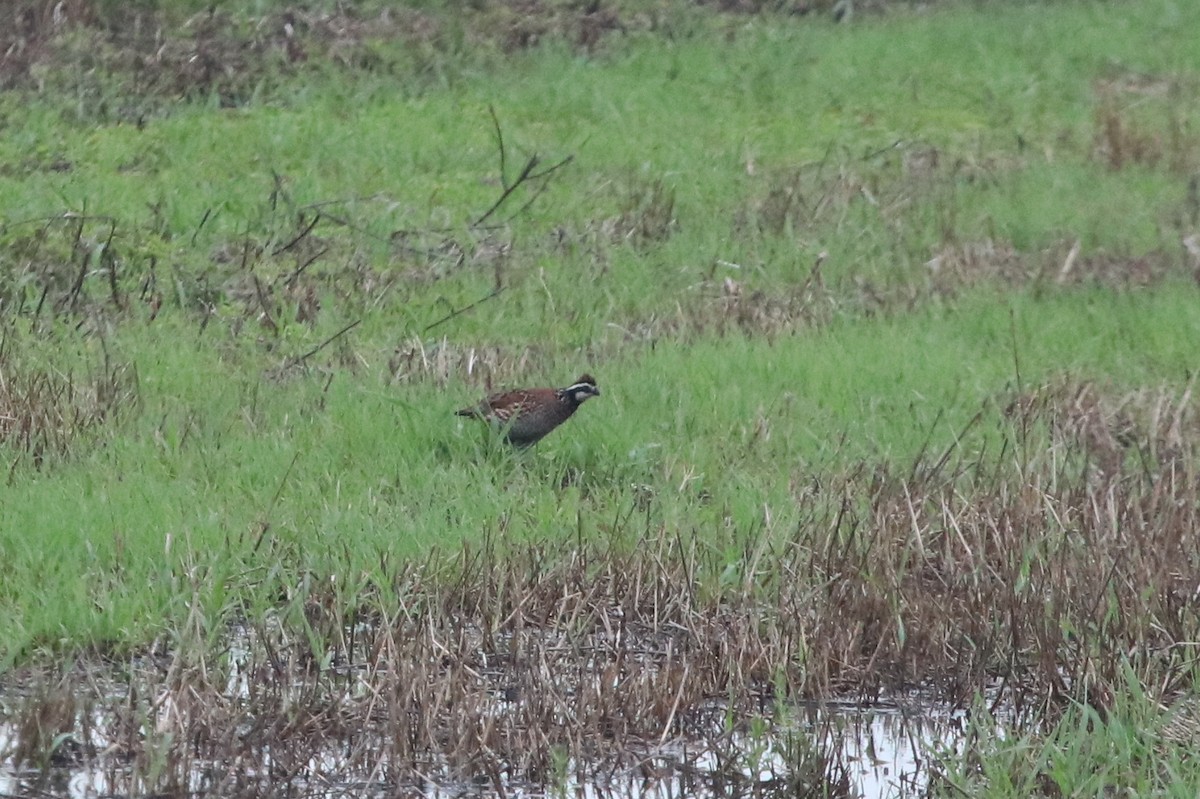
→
(699, 0, 868, 17)
(0, 0, 631, 111)
(926, 238, 1182, 293)
(4, 379, 1198, 793)
(215, 233, 337, 340)
(389, 336, 547, 389)
(710, 271, 830, 332)
(2, 546, 859, 796)
(731, 145, 1010, 244)
(481, 0, 627, 53)
(591, 252, 838, 345)
(1007, 379, 1194, 477)
(686, 256, 836, 336)
(597, 280, 822, 343)
(605, 178, 679, 248)
(733, 167, 874, 239)
(0, 213, 184, 323)
(2, 0, 938, 110)
(0, 344, 138, 472)
(1, 2, 446, 102)
(550, 177, 680, 263)
(1092, 72, 1200, 173)
(925, 238, 1027, 288)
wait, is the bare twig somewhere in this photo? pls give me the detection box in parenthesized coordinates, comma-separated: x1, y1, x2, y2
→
(191, 208, 214, 246)
(102, 219, 121, 310)
(65, 213, 90, 312)
(489, 104, 509, 190)
(283, 319, 362, 369)
(272, 213, 321, 256)
(471, 109, 575, 227)
(283, 246, 330, 289)
(422, 287, 505, 333)
(253, 451, 301, 555)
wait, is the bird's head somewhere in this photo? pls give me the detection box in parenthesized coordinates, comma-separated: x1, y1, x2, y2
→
(562, 374, 600, 405)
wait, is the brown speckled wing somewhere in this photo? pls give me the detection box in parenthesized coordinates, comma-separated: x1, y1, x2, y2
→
(457, 388, 547, 420)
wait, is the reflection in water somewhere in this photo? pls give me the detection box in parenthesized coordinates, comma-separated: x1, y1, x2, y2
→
(0, 693, 973, 799)
(819, 697, 969, 798)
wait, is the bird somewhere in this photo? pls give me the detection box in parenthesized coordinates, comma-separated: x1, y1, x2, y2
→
(455, 374, 601, 447)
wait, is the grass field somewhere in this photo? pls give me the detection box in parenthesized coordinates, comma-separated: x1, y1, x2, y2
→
(2, 0, 1200, 794)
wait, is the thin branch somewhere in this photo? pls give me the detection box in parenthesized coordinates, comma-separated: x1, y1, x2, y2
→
(473, 154, 540, 227)
(4, 212, 117, 228)
(283, 246, 330, 289)
(252, 276, 278, 334)
(510, 178, 554, 221)
(322, 213, 394, 243)
(102, 218, 122, 310)
(298, 193, 388, 212)
(473, 153, 574, 228)
(489, 104, 509, 189)
(860, 139, 904, 161)
(526, 154, 574, 182)
(509, 154, 576, 221)
(284, 319, 362, 368)
(65, 213, 90, 312)
(423, 287, 505, 333)
(191, 208, 214, 246)
(272, 212, 321, 256)
(253, 451, 301, 555)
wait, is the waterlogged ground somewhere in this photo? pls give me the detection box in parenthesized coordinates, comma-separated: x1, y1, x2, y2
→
(0, 700, 969, 798)
(0, 617, 984, 799)
(4, 0, 1200, 796)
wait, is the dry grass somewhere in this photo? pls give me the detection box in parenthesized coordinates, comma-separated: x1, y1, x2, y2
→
(925, 238, 1183, 294)
(1092, 72, 1200, 174)
(3, 378, 1197, 794)
(732, 165, 876, 241)
(3, 2, 1200, 793)
(388, 337, 547, 389)
(0, 0, 632, 111)
(0, 340, 138, 472)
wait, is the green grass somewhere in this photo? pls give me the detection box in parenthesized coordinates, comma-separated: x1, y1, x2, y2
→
(2, 284, 1197, 656)
(3, 2, 1200, 793)
(936, 676, 1200, 798)
(0, 0, 1198, 663)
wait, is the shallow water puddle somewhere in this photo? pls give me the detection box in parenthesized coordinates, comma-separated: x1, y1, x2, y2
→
(0, 692, 972, 798)
(812, 696, 970, 797)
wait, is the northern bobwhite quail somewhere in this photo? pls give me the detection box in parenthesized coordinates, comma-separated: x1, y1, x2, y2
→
(455, 374, 601, 447)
